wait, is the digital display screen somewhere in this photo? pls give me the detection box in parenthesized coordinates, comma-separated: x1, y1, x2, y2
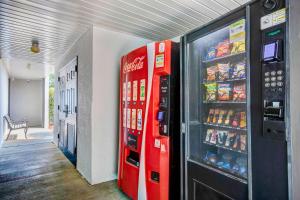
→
(263, 42, 276, 60)
(157, 111, 165, 121)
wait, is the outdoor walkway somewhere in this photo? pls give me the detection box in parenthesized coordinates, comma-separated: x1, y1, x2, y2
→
(0, 129, 128, 200)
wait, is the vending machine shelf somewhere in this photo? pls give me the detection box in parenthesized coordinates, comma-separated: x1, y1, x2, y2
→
(202, 52, 246, 64)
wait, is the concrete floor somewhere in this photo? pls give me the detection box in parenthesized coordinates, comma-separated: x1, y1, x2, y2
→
(0, 129, 128, 200)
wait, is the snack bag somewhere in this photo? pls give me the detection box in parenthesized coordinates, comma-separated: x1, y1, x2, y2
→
(218, 110, 227, 124)
(233, 83, 246, 101)
(210, 130, 217, 144)
(232, 61, 246, 79)
(225, 132, 236, 147)
(240, 112, 247, 128)
(207, 66, 217, 81)
(216, 40, 231, 57)
(207, 109, 215, 123)
(205, 83, 217, 101)
(224, 110, 234, 125)
(231, 40, 246, 54)
(217, 63, 230, 81)
(206, 47, 216, 60)
(205, 129, 214, 142)
(212, 109, 220, 124)
(240, 135, 247, 151)
(217, 130, 228, 145)
(218, 83, 232, 101)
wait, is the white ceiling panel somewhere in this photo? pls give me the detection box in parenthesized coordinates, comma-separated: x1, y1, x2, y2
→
(0, 0, 250, 66)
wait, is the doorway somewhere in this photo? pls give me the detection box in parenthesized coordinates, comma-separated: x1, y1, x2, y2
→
(58, 57, 78, 165)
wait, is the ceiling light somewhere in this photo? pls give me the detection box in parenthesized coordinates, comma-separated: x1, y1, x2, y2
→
(31, 40, 40, 54)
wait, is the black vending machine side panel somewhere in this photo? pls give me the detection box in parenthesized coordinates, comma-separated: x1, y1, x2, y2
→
(250, 0, 288, 199)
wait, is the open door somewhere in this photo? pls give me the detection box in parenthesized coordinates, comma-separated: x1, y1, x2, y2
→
(58, 57, 78, 165)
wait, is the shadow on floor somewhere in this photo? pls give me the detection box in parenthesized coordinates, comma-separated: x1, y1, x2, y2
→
(0, 132, 129, 200)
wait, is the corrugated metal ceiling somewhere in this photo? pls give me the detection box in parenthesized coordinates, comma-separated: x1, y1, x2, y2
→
(0, 0, 250, 65)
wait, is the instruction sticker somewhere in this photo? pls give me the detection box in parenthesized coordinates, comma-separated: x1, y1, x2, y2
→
(127, 109, 131, 129)
(127, 81, 131, 101)
(133, 80, 138, 101)
(137, 109, 143, 131)
(140, 79, 146, 101)
(261, 8, 286, 30)
(131, 109, 136, 130)
(155, 54, 164, 68)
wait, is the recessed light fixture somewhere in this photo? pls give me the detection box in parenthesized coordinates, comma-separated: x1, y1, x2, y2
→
(31, 40, 40, 53)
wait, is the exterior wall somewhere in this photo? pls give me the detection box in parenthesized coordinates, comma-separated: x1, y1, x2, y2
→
(9, 79, 43, 127)
(54, 27, 93, 182)
(91, 26, 151, 184)
(54, 26, 151, 184)
(0, 61, 9, 145)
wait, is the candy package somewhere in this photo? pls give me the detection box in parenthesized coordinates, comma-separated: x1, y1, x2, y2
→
(207, 66, 217, 81)
(206, 47, 216, 60)
(231, 61, 246, 79)
(217, 63, 230, 81)
(217, 110, 227, 124)
(207, 109, 215, 123)
(205, 83, 217, 101)
(225, 132, 236, 147)
(233, 134, 240, 149)
(205, 129, 214, 142)
(240, 112, 247, 128)
(240, 135, 247, 151)
(233, 83, 246, 101)
(210, 130, 217, 144)
(212, 109, 220, 124)
(217, 130, 228, 145)
(218, 83, 232, 101)
(232, 112, 241, 127)
(216, 40, 231, 57)
(224, 110, 234, 125)
(231, 40, 245, 54)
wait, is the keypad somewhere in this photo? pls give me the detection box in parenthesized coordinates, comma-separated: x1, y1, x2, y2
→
(264, 69, 284, 90)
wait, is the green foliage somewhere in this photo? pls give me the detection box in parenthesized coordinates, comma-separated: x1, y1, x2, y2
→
(49, 74, 55, 124)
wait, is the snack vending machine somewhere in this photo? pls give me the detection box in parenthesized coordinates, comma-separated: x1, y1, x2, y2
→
(181, 0, 293, 199)
(118, 40, 180, 200)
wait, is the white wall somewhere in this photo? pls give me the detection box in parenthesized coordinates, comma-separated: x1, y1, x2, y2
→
(0, 60, 9, 145)
(54, 26, 151, 184)
(91, 26, 151, 184)
(10, 79, 44, 127)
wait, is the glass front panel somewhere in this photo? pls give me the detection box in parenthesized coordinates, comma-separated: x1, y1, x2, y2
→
(187, 19, 248, 180)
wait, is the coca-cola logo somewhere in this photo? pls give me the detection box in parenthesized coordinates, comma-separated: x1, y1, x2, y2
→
(123, 56, 145, 73)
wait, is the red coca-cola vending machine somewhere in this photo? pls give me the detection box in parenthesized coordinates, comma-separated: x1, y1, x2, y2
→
(118, 40, 180, 200)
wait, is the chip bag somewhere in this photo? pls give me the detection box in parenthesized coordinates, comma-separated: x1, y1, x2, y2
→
(206, 47, 216, 60)
(231, 40, 246, 54)
(216, 40, 231, 57)
(232, 61, 246, 79)
(205, 83, 217, 101)
(207, 66, 217, 81)
(233, 83, 246, 101)
(217, 63, 230, 81)
(218, 83, 232, 101)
